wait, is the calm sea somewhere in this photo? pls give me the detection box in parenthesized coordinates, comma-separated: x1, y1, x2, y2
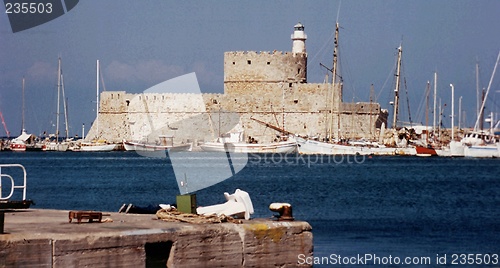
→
(1, 151, 498, 267)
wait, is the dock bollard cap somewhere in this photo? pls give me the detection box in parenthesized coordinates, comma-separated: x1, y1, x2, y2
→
(269, 203, 294, 221)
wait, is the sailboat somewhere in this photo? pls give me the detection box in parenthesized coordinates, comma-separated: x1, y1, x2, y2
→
(9, 78, 27, 152)
(413, 81, 438, 156)
(44, 57, 70, 151)
(9, 78, 41, 152)
(460, 51, 500, 158)
(199, 116, 297, 154)
(79, 60, 117, 152)
(295, 23, 415, 156)
(123, 135, 192, 152)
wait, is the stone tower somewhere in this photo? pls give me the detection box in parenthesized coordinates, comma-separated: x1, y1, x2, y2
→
(224, 23, 308, 95)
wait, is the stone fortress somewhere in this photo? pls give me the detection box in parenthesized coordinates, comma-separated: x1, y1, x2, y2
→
(85, 23, 388, 146)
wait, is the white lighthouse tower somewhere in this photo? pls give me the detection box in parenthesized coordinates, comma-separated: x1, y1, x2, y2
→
(291, 22, 307, 54)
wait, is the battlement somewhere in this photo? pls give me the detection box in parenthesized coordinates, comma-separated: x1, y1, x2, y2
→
(224, 49, 307, 92)
(225, 51, 307, 57)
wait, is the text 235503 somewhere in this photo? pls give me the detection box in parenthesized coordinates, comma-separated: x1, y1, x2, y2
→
(5, 3, 53, 14)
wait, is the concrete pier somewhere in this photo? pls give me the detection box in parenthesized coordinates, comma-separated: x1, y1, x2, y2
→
(0, 209, 313, 267)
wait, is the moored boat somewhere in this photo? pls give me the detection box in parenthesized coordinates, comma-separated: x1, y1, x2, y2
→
(123, 140, 192, 152)
(414, 145, 437, 156)
(79, 141, 117, 152)
(200, 139, 297, 154)
(9, 139, 26, 152)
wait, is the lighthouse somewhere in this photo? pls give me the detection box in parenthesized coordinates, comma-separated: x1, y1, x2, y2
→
(291, 22, 307, 54)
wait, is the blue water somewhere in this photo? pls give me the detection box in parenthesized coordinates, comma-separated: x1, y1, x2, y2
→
(1, 152, 499, 267)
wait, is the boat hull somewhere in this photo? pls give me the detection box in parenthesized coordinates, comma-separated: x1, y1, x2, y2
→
(463, 144, 499, 158)
(79, 143, 117, 152)
(296, 137, 415, 156)
(9, 144, 26, 152)
(200, 141, 297, 154)
(415, 145, 437, 156)
(123, 141, 192, 152)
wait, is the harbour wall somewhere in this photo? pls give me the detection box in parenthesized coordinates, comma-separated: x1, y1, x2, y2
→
(0, 209, 313, 267)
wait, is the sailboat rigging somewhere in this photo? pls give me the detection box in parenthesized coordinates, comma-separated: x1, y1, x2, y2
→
(78, 60, 117, 151)
(44, 57, 69, 151)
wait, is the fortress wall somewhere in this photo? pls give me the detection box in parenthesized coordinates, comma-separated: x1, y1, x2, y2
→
(86, 44, 385, 144)
(224, 51, 307, 95)
(84, 23, 389, 145)
(100, 91, 127, 113)
(86, 86, 384, 144)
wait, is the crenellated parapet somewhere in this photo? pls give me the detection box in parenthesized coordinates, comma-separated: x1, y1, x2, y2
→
(224, 50, 307, 94)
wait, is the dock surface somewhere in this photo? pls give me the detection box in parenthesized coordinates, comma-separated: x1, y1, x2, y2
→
(0, 209, 312, 267)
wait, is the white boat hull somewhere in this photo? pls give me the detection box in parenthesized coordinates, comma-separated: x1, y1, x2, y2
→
(463, 144, 499, 158)
(449, 141, 465, 157)
(123, 141, 192, 152)
(200, 140, 297, 154)
(296, 137, 415, 156)
(79, 143, 117, 152)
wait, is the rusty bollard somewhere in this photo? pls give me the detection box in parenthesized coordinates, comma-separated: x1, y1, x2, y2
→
(269, 203, 294, 221)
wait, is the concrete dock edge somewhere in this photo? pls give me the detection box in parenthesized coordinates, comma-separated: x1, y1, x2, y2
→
(0, 209, 313, 267)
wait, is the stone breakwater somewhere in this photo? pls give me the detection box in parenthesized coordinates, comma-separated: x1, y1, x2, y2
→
(0, 209, 313, 267)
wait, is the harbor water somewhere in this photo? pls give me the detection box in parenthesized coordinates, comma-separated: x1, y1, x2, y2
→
(1, 151, 498, 267)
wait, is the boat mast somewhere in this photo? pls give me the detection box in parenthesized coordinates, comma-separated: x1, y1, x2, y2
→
(56, 57, 61, 141)
(425, 81, 430, 144)
(450, 84, 454, 141)
(473, 51, 500, 131)
(96, 60, 100, 137)
(458, 96, 462, 130)
(61, 71, 69, 139)
(433, 72, 437, 137)
(22, 77, 25, 133)
(475, 60, 480, 123)
(329, 22, 340, 141)
(392, 45, 402, 129)
(0, 112, 10, 138)
(370, 84, 374, 136)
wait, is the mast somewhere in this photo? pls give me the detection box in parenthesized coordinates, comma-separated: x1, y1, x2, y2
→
(56, 57, 61, 141)
(479, 89, 485, 131)
(328, 22, 340, 141)
(475, 61, 480, 121)
(370, 84, 374, 136)
(392, 45, 403, 129)
(96, 60, 100, 137)
(425, 81, 430, 144)
(450, 84, 454, 141)
(458, 96, 462, 130)
(22, 77, 25, 132)
(474, 51, 500, 131)
(0, 112, 10, 138)
(282, 84, 285, 136)
(433, 72, 437, 137)
(61, 72, 69, 139)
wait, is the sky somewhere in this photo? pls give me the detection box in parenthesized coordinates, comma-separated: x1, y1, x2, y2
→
(1, 0, 500, 137)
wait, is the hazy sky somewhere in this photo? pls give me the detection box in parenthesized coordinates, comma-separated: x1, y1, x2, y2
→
(1, 0, 499, 137)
